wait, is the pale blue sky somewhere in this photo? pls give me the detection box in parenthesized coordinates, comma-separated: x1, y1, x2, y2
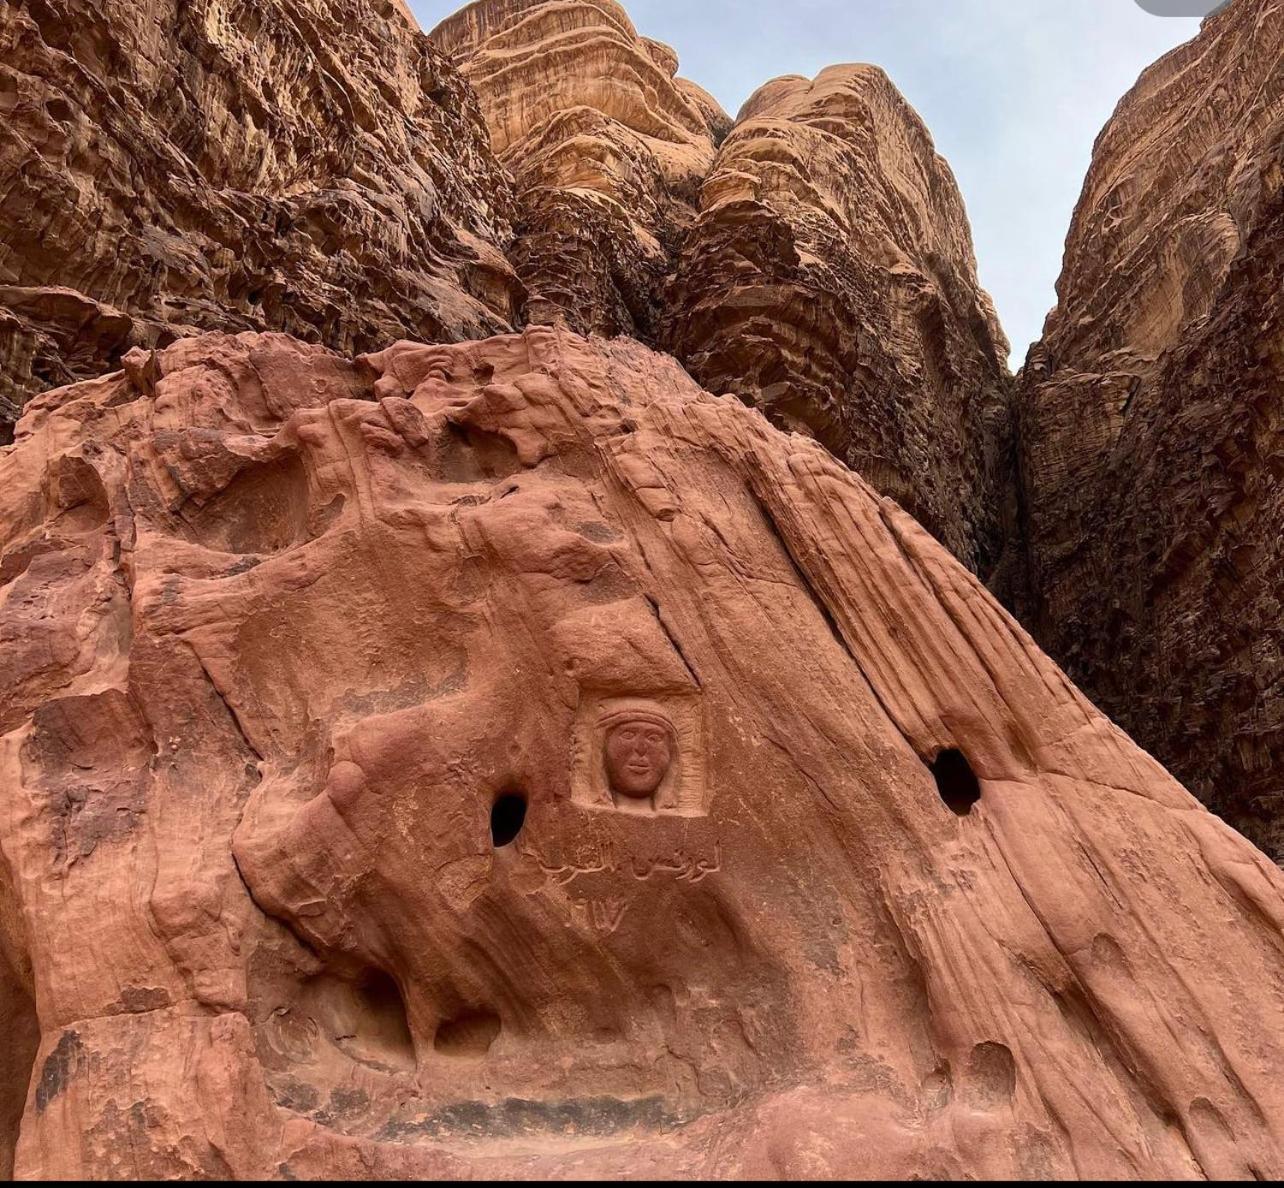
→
(412, 1, 1201, 366)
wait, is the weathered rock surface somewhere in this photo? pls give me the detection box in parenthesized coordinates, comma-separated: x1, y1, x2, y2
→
(1017, 0, 1284, 858)
(431, 9, 1012, 577)
(2, 327, 1283, 1179)
(0, 0, 522, 440)
(3, 0, 1013, 588)
(664, 67, 1014, 576)
(431, 0, 728, 340)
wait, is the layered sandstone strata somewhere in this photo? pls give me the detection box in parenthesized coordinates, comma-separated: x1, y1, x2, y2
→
(433, 9, 1013, 576)
(0, 0, 521, 439)
(664, 66, 1014, 577)
(1017, 0, 1284, 857)
(430, 0, 728, 338)
(2, 328, 1282, 1178)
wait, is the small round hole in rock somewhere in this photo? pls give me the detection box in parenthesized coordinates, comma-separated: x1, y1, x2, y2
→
(490, 793, 526, 847)
(434, 1009, 501, 1058)
(930, 748, 981, 816)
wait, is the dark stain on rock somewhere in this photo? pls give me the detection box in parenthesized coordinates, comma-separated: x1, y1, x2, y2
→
(270, 1076, 320, 1115)
(25, 692, 152, 867)
(35, 1030, 84, 1113)
(574, 520, 621, 543)
(378, 1094, 678, 1142)
(313, 1086, 371, 1126)
(114, 985, 172, 1014)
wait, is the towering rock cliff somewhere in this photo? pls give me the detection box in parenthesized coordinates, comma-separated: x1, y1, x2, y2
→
(1017, 0, 1284, 857)
(2, 326, 1283, 1179)
(2, 0, 1012, 579)
(664, 67, 1013, 576)
(433, 6, 1013, 578)
(0, 0, 522, 440)
(430, 0, 729, 339)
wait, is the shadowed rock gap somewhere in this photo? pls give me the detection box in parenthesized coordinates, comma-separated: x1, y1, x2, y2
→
(303, 968, 417, 1074)
(433, 1009, 501, 1058)
(0, 857, 37, 1181)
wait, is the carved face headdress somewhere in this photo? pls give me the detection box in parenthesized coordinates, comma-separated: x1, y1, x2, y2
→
(596, 705, 677, 737)
(598, 701, 678, 804)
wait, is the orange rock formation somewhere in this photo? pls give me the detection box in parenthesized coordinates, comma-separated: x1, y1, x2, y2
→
(665, 66, 1013, 576)
(3, 0, 1009, 587)
(2, 0, 1284, 1179)
(431, 0, 729, 339)
(1, 327, 1282, 1178)
(434, 6, 1012, 578)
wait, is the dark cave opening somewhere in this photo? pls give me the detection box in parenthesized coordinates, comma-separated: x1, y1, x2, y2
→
(490, 792, 527, 848)
(930, 748, 982, 816)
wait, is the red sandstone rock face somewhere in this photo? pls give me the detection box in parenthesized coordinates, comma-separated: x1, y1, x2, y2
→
(2, 328, 1282, 1178)
(430, 0, 728, 339)
(664, 66, 1013, 577)
(0, 0, 521, 439)
(1016, 0, 1284, 859)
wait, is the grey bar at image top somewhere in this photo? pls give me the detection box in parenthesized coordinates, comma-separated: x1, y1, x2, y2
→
(1134, 0, 1231, 14)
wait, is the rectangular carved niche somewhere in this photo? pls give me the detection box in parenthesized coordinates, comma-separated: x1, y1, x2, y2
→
(571, 692, 708, 817)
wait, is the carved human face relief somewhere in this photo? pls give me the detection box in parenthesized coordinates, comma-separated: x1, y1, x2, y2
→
(604, 717, 674, 800)
(572, 696, 704, 816)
